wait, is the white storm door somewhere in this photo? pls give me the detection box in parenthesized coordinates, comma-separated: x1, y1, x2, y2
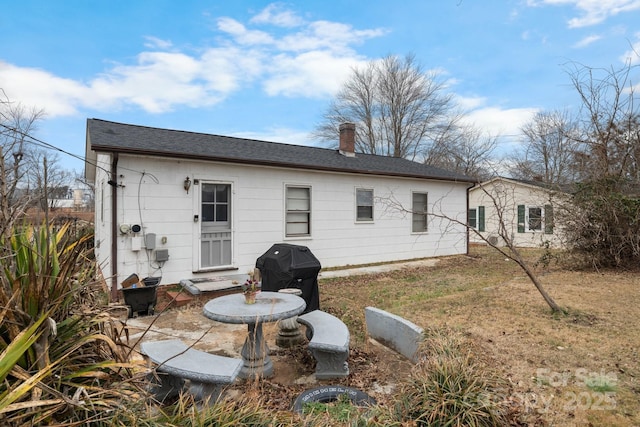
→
(200, 183, 232, 268)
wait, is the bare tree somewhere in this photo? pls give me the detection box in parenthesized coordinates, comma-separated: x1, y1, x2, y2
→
(314, 54, 461, 161)
(26, 149, 72, 211)
(0, 91, 45, 240)
(0, 92, 76, 239)
(567, 61, 639, 183)
(425, 123, 498, 180)
(558, 61, 640, 268)
(508, 110, 582, 185)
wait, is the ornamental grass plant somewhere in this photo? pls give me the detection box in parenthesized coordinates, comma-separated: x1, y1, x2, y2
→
(0, 223, 142, 426)
(380, 328, 512, 427)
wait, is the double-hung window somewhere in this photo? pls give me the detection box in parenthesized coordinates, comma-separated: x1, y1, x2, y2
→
(468, 208, 477, 229)
(412, 192, 428, 232)
(469, 206, 485, 231)
(517, 204, 553, 234)
(528, 206, 543, 231)
(286, 186, 311, 237)
(356, 188, 373, 221)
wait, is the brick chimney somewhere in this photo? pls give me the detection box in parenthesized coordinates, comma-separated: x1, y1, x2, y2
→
(339, 122, 356, 157)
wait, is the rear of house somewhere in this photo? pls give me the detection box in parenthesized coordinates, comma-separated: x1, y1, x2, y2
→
(85, 119, 475, 293)
(468, 177, 567, 248)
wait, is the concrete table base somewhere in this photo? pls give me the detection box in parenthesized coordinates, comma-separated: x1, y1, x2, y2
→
(240, 322, 273, 379)
(276, 288, 305, 348)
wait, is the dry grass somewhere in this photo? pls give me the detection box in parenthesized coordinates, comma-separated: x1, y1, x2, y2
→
(319, 246, 640, 426)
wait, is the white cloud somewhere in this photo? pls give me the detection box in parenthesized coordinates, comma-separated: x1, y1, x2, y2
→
(217, 17, 275, 45)
(250, 3, 304, 27)
(0, 62, 89, 116)
(529, 0, 640, 28)
(143, 36, 173, 49)
(199, 47, 265, 91)
(263, 51, 366, 97)
(460, 103, 539, 141)
(88, 52, 212, 113)
(456, 95, 487, 111)
(573, 34, 601, 48)
(278, 21, 387, 53)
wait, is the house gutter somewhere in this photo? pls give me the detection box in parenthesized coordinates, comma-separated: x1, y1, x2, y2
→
(110, 153, 119, 302)
(466, 180, 479, 255)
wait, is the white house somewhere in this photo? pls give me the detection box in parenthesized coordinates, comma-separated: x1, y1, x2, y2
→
(468, 177, 569, 248)
(85, 119, 475, 296)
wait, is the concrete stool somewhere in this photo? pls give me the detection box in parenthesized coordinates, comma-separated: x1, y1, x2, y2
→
(276, 288, 305, 347)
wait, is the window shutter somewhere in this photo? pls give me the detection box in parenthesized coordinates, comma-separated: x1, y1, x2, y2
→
(517, 205, 525, 233)
(544, 204, 554, 234)
(478, 206, 485, 232)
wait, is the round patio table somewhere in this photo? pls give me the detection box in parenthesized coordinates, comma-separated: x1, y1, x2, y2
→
(203, 291, 306, 379)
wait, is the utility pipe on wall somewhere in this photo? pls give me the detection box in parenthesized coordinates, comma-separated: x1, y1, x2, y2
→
(110, 153, 119, 302)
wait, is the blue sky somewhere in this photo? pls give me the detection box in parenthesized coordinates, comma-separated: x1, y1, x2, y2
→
(1, 1, 639, 174)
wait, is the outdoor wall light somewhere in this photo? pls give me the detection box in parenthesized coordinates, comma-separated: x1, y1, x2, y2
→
(184, 177, 191, 194)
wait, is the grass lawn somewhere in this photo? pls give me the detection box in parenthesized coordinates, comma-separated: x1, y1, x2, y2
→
(318, 245, 640, 426)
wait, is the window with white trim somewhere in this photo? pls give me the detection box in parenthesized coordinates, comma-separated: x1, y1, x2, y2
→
(356, 188, 373, 221)
(528, 206, 542, 231)
(468, 208, 477, 229)
(517, 204, 553, 234)
(412, 192, 428, 232)
(285, 186, 311, 237)
(469, 206, 485, 231)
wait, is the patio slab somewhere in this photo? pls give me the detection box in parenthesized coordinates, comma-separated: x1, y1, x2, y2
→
(180, 274, 250, 295)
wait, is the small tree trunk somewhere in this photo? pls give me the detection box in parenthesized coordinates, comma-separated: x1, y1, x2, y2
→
(518, 257, 563, 313)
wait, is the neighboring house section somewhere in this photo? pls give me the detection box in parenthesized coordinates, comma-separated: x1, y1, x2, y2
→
(85, 119, 475, 293)
(468, 177, 569, 248)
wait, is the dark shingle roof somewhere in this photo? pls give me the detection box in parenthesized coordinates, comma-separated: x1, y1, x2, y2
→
(86, 118, 475, 183)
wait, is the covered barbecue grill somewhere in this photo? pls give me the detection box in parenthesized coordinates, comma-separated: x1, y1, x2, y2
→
(255, 243, 321, 313)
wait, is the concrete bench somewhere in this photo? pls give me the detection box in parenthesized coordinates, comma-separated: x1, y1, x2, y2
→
(140, 339, 242, 402)
(297, 310, 349, 379)
(364, 306, 424, 363)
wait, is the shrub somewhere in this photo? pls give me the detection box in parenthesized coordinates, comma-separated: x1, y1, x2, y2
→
(0, 223, 141, 426)
(561, 177, 640, 269)
(386, 328, 511, 426)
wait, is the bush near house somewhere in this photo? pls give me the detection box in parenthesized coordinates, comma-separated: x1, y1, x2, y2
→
(0, 224, 136, 426)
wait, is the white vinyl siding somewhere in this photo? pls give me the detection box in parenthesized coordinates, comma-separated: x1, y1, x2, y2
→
(104, 154, 469, 285)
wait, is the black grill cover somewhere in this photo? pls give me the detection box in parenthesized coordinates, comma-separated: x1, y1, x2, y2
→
(256, 243, 321, 313)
